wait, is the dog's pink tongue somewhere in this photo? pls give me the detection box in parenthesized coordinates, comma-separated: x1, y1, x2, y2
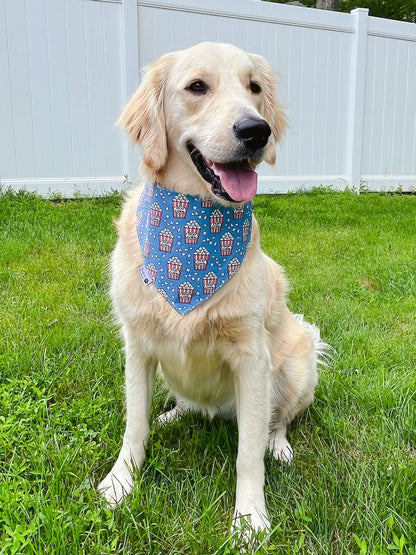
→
(211, 161, 258, 202)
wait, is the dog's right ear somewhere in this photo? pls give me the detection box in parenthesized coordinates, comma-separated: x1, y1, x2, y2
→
(118, 54, 173, 172)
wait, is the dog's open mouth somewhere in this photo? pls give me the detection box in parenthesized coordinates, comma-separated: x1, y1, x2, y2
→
(187, 144, 258, 203)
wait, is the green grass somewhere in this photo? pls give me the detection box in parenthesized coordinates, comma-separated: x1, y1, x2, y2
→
(1, 188, 415, 554)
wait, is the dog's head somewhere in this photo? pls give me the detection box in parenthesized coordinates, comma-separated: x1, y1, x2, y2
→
(119, 42, 287, 203)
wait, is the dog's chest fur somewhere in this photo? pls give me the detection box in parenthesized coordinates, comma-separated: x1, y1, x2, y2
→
(158, 337, 235, 409)
(140, 311, 249, 409)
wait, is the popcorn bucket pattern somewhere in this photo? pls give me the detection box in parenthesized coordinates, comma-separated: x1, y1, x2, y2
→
(136, 182, 252, 314)
(150, 202, 162, 226)
(184, 220, 201, 244)
(209, 209, 224, 234)
(203, 271, 218, 294)
(167, 256, 183, 280)
(147, 263, 157, 282)
(201, 197, 214, 208)
(194, 247, 210, 270)
(242, 219, 250, 243)
(233, 205, 244, 220)
(220, 232, 234, 256)
(159, 229, 174, 252)
(178, 282, 194, 304)
(227, 257, 241, 279)
(172, 194, 190, 219)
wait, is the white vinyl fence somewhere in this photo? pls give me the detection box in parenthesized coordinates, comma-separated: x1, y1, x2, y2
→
(1, 0, 416, 196)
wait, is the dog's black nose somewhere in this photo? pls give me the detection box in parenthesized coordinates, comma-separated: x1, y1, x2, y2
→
(233, 117, 272, 153)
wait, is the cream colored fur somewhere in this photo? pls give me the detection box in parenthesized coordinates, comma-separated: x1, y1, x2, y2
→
(98, 42, 325, 544)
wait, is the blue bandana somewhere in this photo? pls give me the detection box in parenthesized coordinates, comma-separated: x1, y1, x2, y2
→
(136, 182, 253, 314)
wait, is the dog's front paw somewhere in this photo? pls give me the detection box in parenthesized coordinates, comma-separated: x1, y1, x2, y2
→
(231, 506, 270, 551)
(98, 463, 134, 508)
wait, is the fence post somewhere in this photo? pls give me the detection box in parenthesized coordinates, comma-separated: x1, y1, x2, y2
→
(347, 8, 369, 193)
(121, 0, 140, 185)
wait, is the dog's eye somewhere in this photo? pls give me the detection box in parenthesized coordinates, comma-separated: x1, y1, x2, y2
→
(250, 81, 262, 94)
(186, 81, 208, 95)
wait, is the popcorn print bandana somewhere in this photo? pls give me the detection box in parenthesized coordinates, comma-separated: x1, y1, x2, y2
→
(136, 182, 253, 315)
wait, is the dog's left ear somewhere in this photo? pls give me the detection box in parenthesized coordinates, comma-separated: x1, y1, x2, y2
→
(118, 54, 173, 172)
(250, 54, 288, 166)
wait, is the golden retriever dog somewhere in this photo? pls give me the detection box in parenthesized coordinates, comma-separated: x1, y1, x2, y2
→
(98, 42, 327, 541)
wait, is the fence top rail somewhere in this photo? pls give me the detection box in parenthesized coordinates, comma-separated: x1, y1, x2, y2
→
(138, 0, 355, 33)
(88, 0, 122, 4)
(368, 16, 416, 42)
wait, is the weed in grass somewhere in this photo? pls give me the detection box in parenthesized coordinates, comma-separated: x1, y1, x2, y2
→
(1, 189, 415, 554)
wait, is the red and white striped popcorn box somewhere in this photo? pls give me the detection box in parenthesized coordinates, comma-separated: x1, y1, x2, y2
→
(220, 232, 234, 256)
(178, 281, 194, 304)
(209, 209, 224, 233)
(172, 193, 190, 219)
(150, 202, 162, 226)
(201, 197, 214, 208)
(202, 271, 218, 294)
(167, 256, 183, 280)
(147, 262, 157, 281)
(193, 246, 210, 270)
(233, 205, 244, 220)
(184, 220, 201, 244)
(242, 219, 250, 242)
(159, 228, 174, 252)
(227, 257, 241, 278)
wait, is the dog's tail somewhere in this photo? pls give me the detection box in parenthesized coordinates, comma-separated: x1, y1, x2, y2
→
(293, 313, 333, 367)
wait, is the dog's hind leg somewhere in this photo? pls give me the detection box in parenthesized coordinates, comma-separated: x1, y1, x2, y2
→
(268, 314, 325, 464)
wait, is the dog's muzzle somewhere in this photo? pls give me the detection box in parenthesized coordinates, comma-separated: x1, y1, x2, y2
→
(188, 117, 271, 203)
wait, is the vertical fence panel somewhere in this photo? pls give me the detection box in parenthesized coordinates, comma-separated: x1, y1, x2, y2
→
(3, 0, 37, 178)
(346, 8, 368, 192)
(66, 0, 91, 177)
(47, 0, 74, 177)
(401, 42, 416, 176)
(121, 0, 140, 182)
(25, 0, 54, 178)
(362, 16, 416, 190)
(0, 2, 17, 177)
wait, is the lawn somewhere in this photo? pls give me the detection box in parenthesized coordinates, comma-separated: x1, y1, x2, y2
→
(1, 189, 415, 554)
